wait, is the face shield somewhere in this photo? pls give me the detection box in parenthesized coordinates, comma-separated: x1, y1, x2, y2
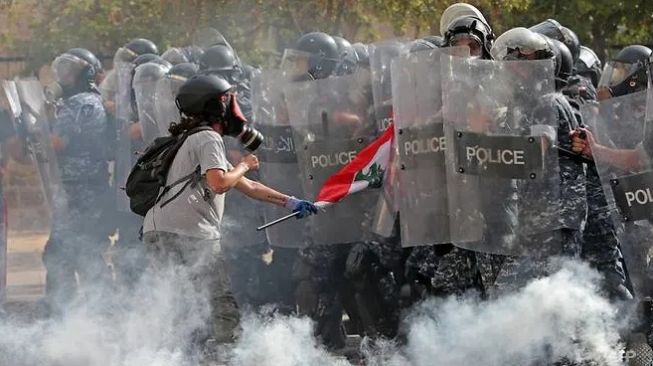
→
(52, 53, 89, 86)
(280, 49, 313, 81)
(449, 33, 483, 58)
(114, 47, 138, 64)
(598, 61, 638, 89)
(491, 28, 550, 61)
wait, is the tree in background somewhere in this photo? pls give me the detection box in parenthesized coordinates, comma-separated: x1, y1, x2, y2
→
(1, 0, 652, 73)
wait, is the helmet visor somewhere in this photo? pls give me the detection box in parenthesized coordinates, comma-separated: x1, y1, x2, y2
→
(491, 28, 549, 61)
(598, 61, 638, 89)
(280, 49, 312, 80)
(114, 47, 138, 64)
(449, 33, 483, 57)
(52, 54, 88, 85)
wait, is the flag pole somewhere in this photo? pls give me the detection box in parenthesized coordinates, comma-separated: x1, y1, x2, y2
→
(256, 211, 301, 231)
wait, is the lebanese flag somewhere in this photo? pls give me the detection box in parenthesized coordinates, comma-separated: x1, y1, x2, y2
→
(314, 123, 395, 208)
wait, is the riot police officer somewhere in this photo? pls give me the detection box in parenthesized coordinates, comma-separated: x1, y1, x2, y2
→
(43, 48, 113, 314)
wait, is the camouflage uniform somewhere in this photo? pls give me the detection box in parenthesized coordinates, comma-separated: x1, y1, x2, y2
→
(43, 91, 113, 312)
(565, 75, 629, 299)
(493, 92, 588, 296)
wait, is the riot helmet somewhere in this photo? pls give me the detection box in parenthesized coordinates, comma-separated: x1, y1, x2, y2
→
(333, 36, 358, 75)
(409, 38, 441, 53)
(444, 15, 494, 59)
(529, 19, 580, 63)
(423, 35, 445, 48)
(546, 37, 573, 89)
(352, 42, 370, 67)
(491, 27, 556, 64)
(169, 62, 200, 81)
(198, 45, 240, 82)
(51, 48, 102, 97)
(598, 45, 652, 99)
(115, 38, 159, 63)
(292, 32, 340, 80)
(440, 3, 488, 36)
(576, 46, 602, 88)
(175, 74, 262, 151)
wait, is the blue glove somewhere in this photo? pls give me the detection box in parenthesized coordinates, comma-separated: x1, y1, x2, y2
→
(285, 196, 318, 219)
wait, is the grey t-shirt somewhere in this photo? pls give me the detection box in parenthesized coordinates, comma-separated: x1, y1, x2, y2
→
(143, 130, 232, 240)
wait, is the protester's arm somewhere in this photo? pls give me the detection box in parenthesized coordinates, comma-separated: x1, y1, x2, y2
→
(205, 162, 251, 194)
(234, 177, 290, 207)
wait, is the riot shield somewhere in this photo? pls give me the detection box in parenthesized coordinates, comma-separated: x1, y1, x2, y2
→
(583, 90, 653, 297)
(14, 78, 62, 207)
(133, 62, 171, 145)
(442, 56, 560, 256)
(369, 41, 405, 132)
(114, 61, 136, 212)
(154, 75, 183, 137)
(250, 71, 310, 248)
(285, 73, 379, 246)
(391, 49, 451, 247)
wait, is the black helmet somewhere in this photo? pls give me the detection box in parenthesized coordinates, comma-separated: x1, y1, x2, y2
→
(133, 61, 171, 85)
(126, 38, 159, 56)
(598, 45, 652, 98)
(51, 48, 102, 96)
(409, 38, 439, 53)
(352, 42, 370, 67)
(176, 74, 233, 117)
(422, 35, 445, 48)
(114, 38, 159, 64)
(168, 62, 199, 81)
(444, 15, 494, 59)
(132, 53, 162, 67)
(546, 37, 573, 89)
(529, 20, 580, 63)
(576, 46, 602, 88)
(198, 45, 239, 74)
(176, 74, 262, 150)
(333, 36, 358, 75)
(294, 32, 340, 79)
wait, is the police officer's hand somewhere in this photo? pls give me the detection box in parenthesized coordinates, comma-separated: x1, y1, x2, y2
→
(570, 128, 593, 157)
(284, 196, 319, 219)
(241, 154, 259, 171)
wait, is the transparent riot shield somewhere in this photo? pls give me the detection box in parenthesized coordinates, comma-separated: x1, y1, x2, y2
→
(114, 61, 136, 212)
(154, 75, 183, 137)
(14, 78, 62, 207)
(584, 90, 653, 298)
(391, 49, 451, 247)
(250, 70, 310, 248)
(442, 56, 560, 256)
(285, 73, 379, 246)
(134, 62, 171, 145)
(369, 41, 405, 132)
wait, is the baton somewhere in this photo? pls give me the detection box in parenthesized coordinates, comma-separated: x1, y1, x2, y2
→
(256, 211, 301, 231)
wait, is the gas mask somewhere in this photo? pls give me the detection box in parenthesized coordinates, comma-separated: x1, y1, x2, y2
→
(218, 92, 263, 151)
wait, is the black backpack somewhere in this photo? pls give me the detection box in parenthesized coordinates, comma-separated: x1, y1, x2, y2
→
(126, 126, 213, 216)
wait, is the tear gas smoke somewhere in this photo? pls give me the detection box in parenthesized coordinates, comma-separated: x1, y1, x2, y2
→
(0, 259, 626, 366)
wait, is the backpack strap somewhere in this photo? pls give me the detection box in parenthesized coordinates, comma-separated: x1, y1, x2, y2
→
(154, 126, 217, 209)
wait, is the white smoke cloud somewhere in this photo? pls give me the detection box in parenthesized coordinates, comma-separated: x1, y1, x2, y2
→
(0, 259, 627, 366)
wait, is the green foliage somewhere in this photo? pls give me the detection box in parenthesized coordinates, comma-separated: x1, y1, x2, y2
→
(2, 0, 653, 73)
